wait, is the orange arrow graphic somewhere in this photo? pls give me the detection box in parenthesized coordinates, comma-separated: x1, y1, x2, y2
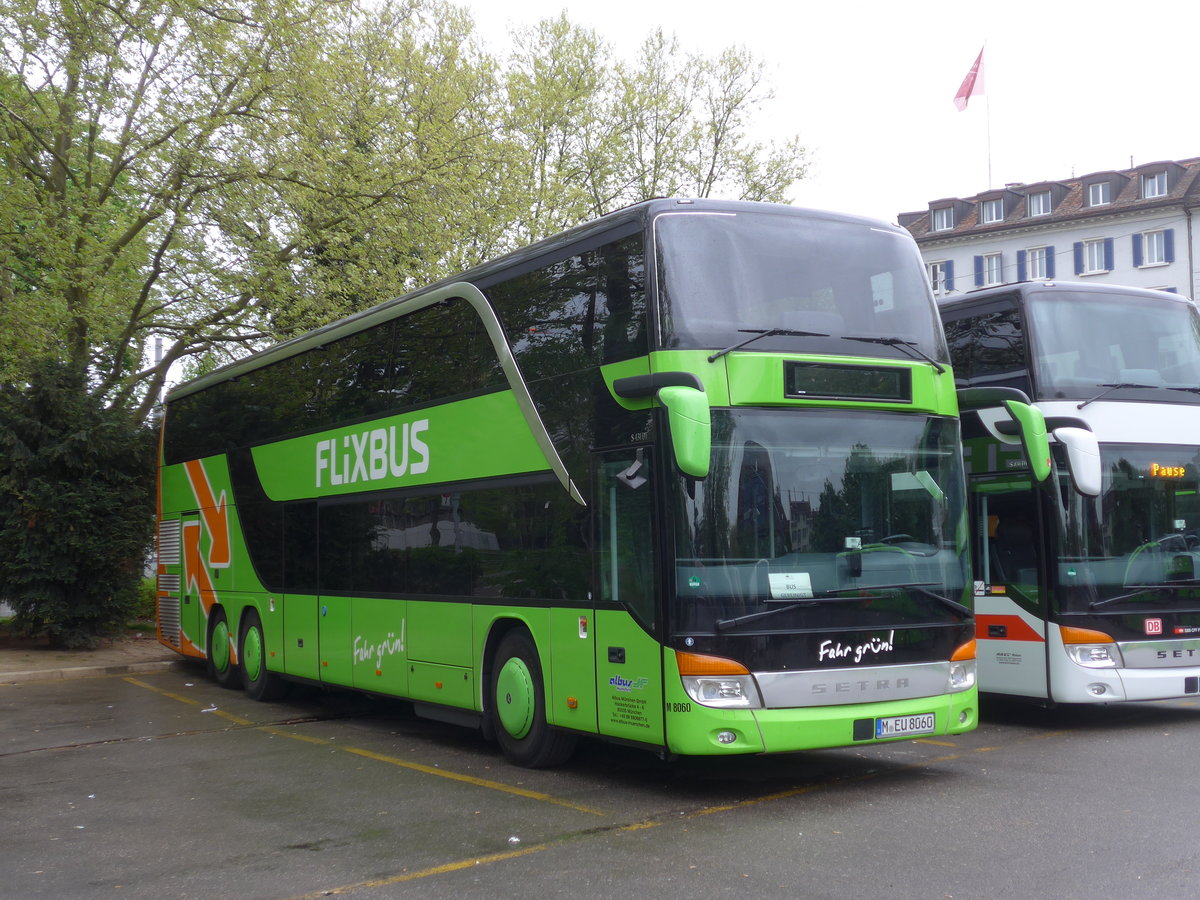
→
(183, 521, 217, 617)
(184, 459, 230, 567)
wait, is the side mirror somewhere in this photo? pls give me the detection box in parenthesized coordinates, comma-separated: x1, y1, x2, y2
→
(955, 387, 1051, 483)
(1002, 398, 1052, 482)
(1053, 426, 1102, 496)
(657, 385, 711, 479)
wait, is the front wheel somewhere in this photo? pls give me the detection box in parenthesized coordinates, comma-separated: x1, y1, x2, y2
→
(240, 609, 289, 702)
(489, 629, 576, 768)
(207, 607, 240, 690)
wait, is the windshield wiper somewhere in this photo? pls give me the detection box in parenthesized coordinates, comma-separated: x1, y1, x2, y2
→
(841, 335, 946, 373)
(707, 328, 829, 363)
(1166, 386, 1200, 395)
(1089, 581, 1200, 610)
(1077, 382, 1159, 409)
(713, 582, 967, 631)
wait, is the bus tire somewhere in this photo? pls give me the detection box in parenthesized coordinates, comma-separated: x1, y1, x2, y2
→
(207, 607, 240, 690)
(489, 629, 576, 768)
(240, 609, 289, 702)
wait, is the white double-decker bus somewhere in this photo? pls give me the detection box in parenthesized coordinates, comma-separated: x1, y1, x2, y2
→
(941, 281, 1200, 703)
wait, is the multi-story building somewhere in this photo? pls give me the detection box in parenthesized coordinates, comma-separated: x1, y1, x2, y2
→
(899, 157, 1200, 300)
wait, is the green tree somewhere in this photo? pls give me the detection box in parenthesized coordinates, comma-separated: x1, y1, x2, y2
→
(0, 361, 156, 646)
(0, 0, 499, 417)
(498, 18, 810, 243)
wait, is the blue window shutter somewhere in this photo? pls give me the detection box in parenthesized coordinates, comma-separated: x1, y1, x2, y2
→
(1073, 242, 1084, 275)
(1104, 238, 1114, 271)
(1166, 228, 1176, 263)
(945, 260, 955, 291)
(974, 255, 984, 287)
(1132, 233, 1144, 267)
(1046, 246, 1056, 278)
(1017, 250, 1027, 282)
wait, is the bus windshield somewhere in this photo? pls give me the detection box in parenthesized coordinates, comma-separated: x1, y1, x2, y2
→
(1028, 291, 1200, 403)
(670, 409, 968, 635)
(654, 210, 947, 364)
(1058, 444, 1200, 612)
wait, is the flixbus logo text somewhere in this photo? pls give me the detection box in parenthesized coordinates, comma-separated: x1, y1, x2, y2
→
(315, 420, 429, 488)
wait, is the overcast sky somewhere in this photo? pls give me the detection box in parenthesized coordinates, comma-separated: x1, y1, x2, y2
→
(456, 0, 1200, 223)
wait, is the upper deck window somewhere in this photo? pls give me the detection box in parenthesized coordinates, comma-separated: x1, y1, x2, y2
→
(654, 210, 948, 365)
(1026, 291, 1200, 402)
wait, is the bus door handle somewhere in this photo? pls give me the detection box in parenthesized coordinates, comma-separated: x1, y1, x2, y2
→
(608, 647, 626, 664)
(987, 624, 1007, 638)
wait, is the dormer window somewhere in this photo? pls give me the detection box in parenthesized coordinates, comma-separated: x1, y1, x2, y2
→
(1028, 190, 1052, 216)
(980, 198, 1003, 224)
(932, 207, 955, 231)
(1142, 171, 1168, 198)
(1087, 182, 1111, 206)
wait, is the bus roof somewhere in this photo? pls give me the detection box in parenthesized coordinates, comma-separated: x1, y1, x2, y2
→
(168, 199, 901, 402)
(937, 280, 1195, 313)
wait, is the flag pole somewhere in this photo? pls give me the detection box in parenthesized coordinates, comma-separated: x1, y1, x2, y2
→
(985, 41, 992, 188)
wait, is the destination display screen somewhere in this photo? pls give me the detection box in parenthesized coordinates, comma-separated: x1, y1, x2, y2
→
(784, 361, 912, 402)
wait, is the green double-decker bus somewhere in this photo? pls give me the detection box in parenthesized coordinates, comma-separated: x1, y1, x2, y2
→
(158, 199, 1000, 766)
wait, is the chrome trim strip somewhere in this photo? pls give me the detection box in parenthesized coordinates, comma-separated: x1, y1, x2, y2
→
(1120, 638, 1200, 668)
(756, 661, 951, 708)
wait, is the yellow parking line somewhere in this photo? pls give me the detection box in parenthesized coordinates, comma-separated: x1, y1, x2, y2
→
(284, 842, 554, 899)
(124, 676, 604, 816)
(124, 677, 254, 727)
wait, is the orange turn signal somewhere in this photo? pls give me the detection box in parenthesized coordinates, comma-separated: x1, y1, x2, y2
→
(951, 639, 977, 661)
(1061, 626, 1115, 644)
(675, 651, 750, 676)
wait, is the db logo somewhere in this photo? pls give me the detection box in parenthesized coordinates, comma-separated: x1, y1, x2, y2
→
(1145, 618, 1164, 635)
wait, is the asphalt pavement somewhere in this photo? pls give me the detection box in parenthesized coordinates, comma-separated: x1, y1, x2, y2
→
(0, 632, 184, 684)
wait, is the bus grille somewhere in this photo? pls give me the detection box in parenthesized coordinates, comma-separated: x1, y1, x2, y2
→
(158, 519, 181, 566)
(158, 596, 181, 648)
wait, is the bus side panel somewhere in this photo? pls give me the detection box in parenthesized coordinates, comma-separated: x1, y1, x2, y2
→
(409, 600, 471, 667)
(351, 596, 409, 696)
(594, 609, 665, 745)
(317, 594, 353, 686)
(546, 606, 598, 734)
(975, 593, 1048, 698)
(283, 593, 320, 681)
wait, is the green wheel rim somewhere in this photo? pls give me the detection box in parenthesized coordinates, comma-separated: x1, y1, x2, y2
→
(243, 624, 263, 682)
(495, 656, 535, 740)
(211, 618, 231, 673)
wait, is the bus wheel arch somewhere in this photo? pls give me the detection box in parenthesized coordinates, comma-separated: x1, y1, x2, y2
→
(206, 605, 240, 690)
(239, 607, 289, 702)
(486, 624, 576, 768)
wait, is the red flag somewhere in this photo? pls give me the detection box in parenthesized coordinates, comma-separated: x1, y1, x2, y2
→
(953, 47, 985, 111)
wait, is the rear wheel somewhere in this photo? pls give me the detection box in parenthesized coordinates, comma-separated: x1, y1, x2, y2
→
(489, 629, 576, 768)
(240, 609, 289, 702)
(207, 608, 240, 690)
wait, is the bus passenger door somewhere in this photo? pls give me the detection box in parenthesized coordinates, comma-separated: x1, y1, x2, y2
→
(970, 479, 1050, 697)
(594, 450, 665, 746)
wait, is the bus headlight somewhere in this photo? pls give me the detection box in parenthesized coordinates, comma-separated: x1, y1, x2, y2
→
(1064, 643, 1123, 668)
(948, 639, 977, 692)
(681, 674, 762, 708)
(948, 658, 977, 691)
(1061, 626, 1123, 669)
(676, 651, 763, 709)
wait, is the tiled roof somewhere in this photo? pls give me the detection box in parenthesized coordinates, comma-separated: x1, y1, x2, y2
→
(901, 157, 1200, 241)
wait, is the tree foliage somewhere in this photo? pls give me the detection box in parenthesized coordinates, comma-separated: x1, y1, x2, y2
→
(0, 0, 808, 411)
(0, 361, 156, 646)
